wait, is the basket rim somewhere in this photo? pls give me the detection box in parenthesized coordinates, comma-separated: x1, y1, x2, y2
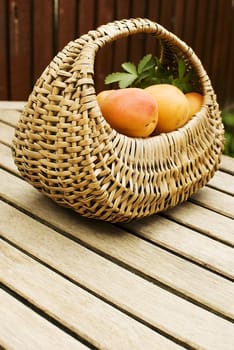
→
(76, 17, 212, 89)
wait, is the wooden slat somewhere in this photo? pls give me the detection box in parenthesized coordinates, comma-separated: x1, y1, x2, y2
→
(8, 0, 32, 100)
(189, 0, 207, 58)
(215, 1, 232, 106)
(219, 155, 234, 175)
(0, 121, 15, 147)
(58, 0, 76, 51)
(0, 143, 19, 174)
(1, 205, 234, 349)
(127, 1, 147, 63)
(209, 0, 230, 106)
(0, 169, 233, 320)
(144, 0, 161, 57)
(95, 0, 115, 27)
(223, 2, 234, 106)
(33, 0, 54, 83)
(77, 0, 96, 36)
(0, 108, 22, 127)
(94, 0, 115, 93)
(0, 101, 25, 110)
(158, 0, 174, 31)
(198, 0, 217, 81)
(190, 187, 234, 219)
(123, 215, 234, 279)
(173, 0, 185, 38)
(0, 288, 88, 350)
(164, 201, 234, 246)
(0, 0, 8, 99)
(0, 239, 182, 350)
(112, 0, 131, 72)
(207, 170, 234, 196)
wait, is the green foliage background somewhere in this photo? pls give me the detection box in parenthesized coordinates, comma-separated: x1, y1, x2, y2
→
(222, 108, 234, 157)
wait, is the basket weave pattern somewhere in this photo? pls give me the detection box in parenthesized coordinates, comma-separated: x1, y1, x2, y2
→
(12, 18, 224, 222)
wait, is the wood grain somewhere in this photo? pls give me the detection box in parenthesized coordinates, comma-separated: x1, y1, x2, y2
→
(58, 0, 77, 50)
(0, 288, 88, 350)
(0, 101, 25, 110)
(8, 0, 32, 100)
(0, 171, 233, 320)
(124, 215, 234, 279)
(219, 155, 234, 176)
(0, 121, 15, 147)
(0, 239, 183, 350)
(1, 201, 234, 349)
(0, 143, 19, 174)
(0, 0, 8, 99)
(207, 170, 234, 195)
(190, 186, 234, 219)
(33, 0, 54, 83)
(0, 108, 22, 126)
(164, 201, 234, 246)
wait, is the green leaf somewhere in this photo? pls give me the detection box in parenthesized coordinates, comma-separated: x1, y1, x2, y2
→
(121, 62, 137, 75)
(104, 53, 197, 92)
(105, 72, 137, 88)
(178, 59, 186, 80)
(134, 67, 156, 84)
(137, 54, 155, 74)
(105, 71, 137, 87)
(118, 73, 137, 88)
(105, 72, 124, 84)
(182, 71, 193, 82)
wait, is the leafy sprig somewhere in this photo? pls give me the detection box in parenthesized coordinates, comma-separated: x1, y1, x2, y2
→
(105, 54, 194, 93)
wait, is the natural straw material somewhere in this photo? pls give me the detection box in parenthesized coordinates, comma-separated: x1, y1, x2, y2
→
(12, 18, 224, 222)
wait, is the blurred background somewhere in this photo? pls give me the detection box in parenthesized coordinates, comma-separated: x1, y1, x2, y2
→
(0, 0, 233, 155)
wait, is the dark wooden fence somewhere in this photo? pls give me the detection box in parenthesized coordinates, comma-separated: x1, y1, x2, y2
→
(0, 0, 233, 108)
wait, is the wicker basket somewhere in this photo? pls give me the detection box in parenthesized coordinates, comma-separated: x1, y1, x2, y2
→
(12, 18, 224, 223)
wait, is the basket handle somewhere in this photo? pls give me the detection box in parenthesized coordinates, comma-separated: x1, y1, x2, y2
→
(75, 18, 212, 93)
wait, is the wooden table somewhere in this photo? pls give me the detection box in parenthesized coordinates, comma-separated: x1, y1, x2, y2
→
(0, 102, 234, 350)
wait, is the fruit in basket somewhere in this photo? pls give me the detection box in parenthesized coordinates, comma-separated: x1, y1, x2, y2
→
(103, 54, 200, 135)
(145, 84, 189, 133)
(97, 89, 114, 106)
(98, 88, 158, 137)
(185, 92, 203, 120)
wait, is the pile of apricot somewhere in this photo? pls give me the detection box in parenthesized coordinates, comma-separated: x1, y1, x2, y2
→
(97, 84, 203, 138)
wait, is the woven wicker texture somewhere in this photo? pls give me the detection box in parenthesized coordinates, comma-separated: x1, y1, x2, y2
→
(12, 18, 224, 222)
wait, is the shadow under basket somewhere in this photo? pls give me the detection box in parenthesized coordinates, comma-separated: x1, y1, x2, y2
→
(12, 18, 224, 223)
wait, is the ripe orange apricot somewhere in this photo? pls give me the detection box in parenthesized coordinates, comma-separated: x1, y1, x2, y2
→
(98, 88, 158, 138)
(185, 92, 203, 120)
(97, 90, 114, 106)
(144, 84, 189, 134)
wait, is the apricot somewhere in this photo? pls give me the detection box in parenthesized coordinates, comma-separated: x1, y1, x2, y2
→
(98, 88, 158, 138)
(145, 84, 189, 134)
(97, 89, 114, 106)
(185, 92, 203, 120)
